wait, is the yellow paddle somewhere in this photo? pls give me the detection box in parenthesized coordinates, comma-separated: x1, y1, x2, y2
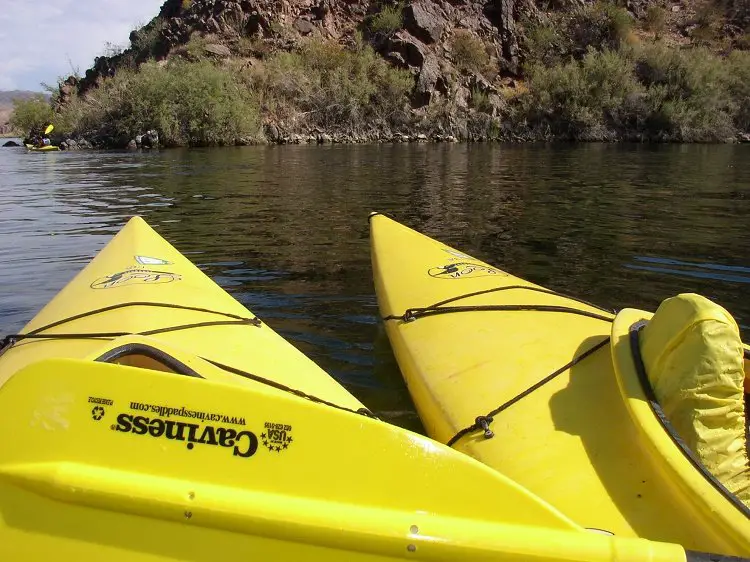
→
(44, 124, 54, 135)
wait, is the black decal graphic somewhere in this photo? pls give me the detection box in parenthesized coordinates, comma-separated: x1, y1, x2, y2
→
(110, 413, 258, 459)
(233, 431, 259, 458)
(262, 422, 293, 453)
(91, 406, 106, 421)
(88, 396, 114, 406)
(428, 262, 506, 279)
(91, 267, 181, 289)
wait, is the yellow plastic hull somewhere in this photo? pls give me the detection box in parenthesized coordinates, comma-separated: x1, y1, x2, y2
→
(24, 143, 60, 151)
(0, 216, 694, 561)
(370, 213, 750, 556)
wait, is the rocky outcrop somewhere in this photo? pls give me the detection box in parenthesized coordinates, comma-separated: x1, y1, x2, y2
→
(403, 0, 446, 44)
(65, 0, 530, 109)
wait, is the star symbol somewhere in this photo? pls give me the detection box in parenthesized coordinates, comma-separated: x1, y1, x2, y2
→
(286, 436, 293, 443)
(282, 442, 288, 449)
(275, 446, 281, 452)
(261, 433, 266, 439)
(263, 440, 269, 448)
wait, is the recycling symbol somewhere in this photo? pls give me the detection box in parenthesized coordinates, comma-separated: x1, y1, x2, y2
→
(91, 406, 105, 421)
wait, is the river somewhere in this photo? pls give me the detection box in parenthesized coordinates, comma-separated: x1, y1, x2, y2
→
(1, 142, 748, 432)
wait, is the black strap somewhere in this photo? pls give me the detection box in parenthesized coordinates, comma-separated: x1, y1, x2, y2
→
(446, 337, 611, 446)
(423, 285, 614, 314)
(0, 302, 261, 353)
(202, 357, 377, 419)
(0, 301, 377, 421)
(22, 301, 256, 336)
(386, 304, 614, 324)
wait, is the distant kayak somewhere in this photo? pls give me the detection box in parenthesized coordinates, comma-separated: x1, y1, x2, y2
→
(24, 143, 60, 152)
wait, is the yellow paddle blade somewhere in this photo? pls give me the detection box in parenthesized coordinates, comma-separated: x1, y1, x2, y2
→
(44, 124, 54, 134)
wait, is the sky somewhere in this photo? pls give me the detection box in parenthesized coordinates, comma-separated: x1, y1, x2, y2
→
(0, 0, 165, 91)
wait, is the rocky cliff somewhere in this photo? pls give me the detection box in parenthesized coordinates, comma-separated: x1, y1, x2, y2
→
(52, 0, 750, 145)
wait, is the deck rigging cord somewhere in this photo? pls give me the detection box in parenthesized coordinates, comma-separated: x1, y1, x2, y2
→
(0, 301, 376, 420)
(383, 285, 616, 446)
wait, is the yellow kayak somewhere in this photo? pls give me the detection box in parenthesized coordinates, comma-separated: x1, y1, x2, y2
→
(0, 216, 707, 561)
(370, 213, 750, 557)
(24, 143, 60, 151)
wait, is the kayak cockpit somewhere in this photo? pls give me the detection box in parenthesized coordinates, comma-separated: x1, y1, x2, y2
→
(612, 294, 750, 552)
(95, 342, 203, 377)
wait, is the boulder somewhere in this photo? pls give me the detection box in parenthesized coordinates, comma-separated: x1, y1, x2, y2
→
(205, 17, 222, 34)
(294, 18, 316, 35)
(414, 54, 445, 106)
(386, 31, 427, 68)
(264, 123, 281, 142)
(2, 141, 20, 147)
(403, 0, 446, 44)
(135, 130, 159, 149)
(204, 43, 232, 57)
(60, 138, 81, 150)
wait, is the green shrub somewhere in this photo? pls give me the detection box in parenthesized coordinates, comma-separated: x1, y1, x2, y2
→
(634, 43, 736, 140)
(451, 30, 489, 73)
(57, 60, 262, 146)
(523, 2, 633, 67)
(724, 50, 750, 132)
(369, 4, 403, 35)
(644, 5, 667, 36)
(255, 39, 413, 129)
(9, 95, 54, 134)
(518, 41, 746, 141)
(183, 34, 209, 60)
(524, 19, 563, 68)
(470, 87, 493, 113)
(569, 3, 632, 55)
(692, 0, 721, 45)
(130, 17, 166, 58)
(522, 48, 641, 139)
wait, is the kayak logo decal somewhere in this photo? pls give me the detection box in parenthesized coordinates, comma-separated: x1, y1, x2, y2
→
(111, 413, 259, 458)
(262, 422, 293, 453)
(91, 266, 181, 289)
(135, 255, 172, 266)
(428, 262, 506, 279)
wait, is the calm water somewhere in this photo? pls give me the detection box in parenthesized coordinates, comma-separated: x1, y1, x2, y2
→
(1, 142, 748, 433)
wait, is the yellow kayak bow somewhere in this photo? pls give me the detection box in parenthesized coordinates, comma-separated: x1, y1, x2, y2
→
(370, 212, 750, 558)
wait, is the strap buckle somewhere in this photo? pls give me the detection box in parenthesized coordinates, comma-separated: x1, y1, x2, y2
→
(0, 336, 17, 359)
(475, 415, 495, 439)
